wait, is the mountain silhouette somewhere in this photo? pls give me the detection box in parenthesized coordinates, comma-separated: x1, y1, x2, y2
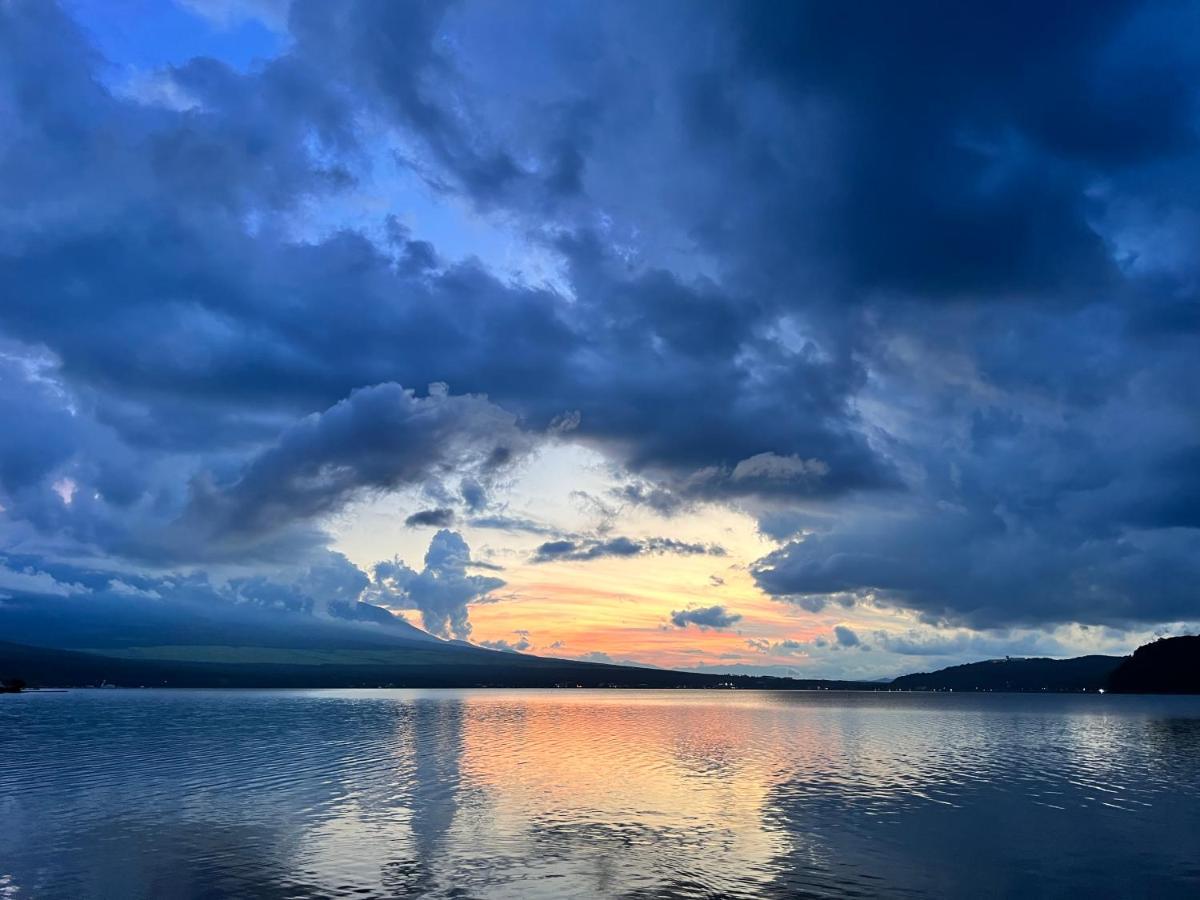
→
(890, 655, 1121, 692)
(1107, 636, 1200, 694)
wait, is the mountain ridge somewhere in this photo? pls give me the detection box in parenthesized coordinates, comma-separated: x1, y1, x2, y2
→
(890, 654, 1123, 693)
(0, 640, 876, 690)
(2, 587, 1196, 692)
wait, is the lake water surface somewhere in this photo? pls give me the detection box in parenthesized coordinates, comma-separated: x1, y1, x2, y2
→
(3, 689, 1199, 898)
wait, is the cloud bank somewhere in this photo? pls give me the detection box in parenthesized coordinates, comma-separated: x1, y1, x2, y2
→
(0, 0, 1197, 658)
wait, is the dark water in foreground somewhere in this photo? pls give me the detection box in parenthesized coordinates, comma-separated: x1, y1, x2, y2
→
(3, 690, 1199, 899)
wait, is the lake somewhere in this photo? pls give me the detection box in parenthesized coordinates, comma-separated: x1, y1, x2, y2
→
(2, 689, 1199, 898)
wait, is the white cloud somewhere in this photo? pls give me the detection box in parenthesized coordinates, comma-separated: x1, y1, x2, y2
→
(0, 562, 88, 597)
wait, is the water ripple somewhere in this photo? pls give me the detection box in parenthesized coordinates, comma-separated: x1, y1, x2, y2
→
(2, 690, 1199, 898)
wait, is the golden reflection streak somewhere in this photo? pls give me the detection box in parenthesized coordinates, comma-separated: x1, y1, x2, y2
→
(452, 692, 797, 882)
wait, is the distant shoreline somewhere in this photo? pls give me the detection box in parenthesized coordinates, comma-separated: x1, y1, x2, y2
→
(4, 635, 1197, 694)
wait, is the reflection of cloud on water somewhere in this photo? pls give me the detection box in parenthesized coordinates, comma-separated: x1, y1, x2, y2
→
(446, 693, 791, 897)
(8, 692, 1200, 898)
(15, 818, 335, 900)
(380, 697, 469, 897)
(755, 695, 1200, 897)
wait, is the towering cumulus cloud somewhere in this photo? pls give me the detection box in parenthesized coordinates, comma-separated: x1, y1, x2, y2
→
(0, 0, 1197, 666)
(368, 530, 504, 640)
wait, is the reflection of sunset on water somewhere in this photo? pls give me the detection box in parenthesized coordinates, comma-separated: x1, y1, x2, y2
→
(8, 690, 1200, 898)
(452, 692, 802, 892)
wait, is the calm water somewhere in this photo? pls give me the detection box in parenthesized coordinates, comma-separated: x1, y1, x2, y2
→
(3, 690, 1200, 899)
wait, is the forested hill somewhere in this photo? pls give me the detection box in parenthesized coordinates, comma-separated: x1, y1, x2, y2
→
(1107, 636, 1200, 694)
(890, 655, 1122, 692)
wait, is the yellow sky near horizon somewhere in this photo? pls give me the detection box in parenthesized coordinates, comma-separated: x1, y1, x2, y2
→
(327, 442, 920, 676)
(327, 443, 1156, 679)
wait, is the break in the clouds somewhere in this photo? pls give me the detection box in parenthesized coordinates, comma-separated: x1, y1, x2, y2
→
(0, 0, 1198, 671)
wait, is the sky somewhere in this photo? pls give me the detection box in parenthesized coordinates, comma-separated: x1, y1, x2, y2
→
(1, 0, 1199, 680)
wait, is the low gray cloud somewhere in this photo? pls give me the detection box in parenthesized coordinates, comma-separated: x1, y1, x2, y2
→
(569, 649, 657, 668)
(531, 536, 726, 564)
(747, 626, 866, 655)
(669, 605, 742, 631)
(0, 549, 446, 648)
(833, 625, 861, 647)
(477, 629, 532, 653)
(405, 508, 456, 528)
(0, 560, 88, 598)
(467, 514, 565, 536)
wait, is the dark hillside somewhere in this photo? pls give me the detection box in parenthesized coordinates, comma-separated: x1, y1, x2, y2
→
(0, 641, 874, 691)
(1108, 636, 1200, 694)
(891, 655, 1121, 692)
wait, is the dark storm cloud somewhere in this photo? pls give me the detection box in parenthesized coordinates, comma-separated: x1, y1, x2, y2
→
(175, 383, 531, 560)
(0, 0, 889, 521)
(751, 489, 1200, 630)
(724, 3, 1130, 300)
(750, 304, 1200, 628)
(0, 0, 1197, 636)
(669, 606, 742, 631)
(530, 536, 726, 564)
